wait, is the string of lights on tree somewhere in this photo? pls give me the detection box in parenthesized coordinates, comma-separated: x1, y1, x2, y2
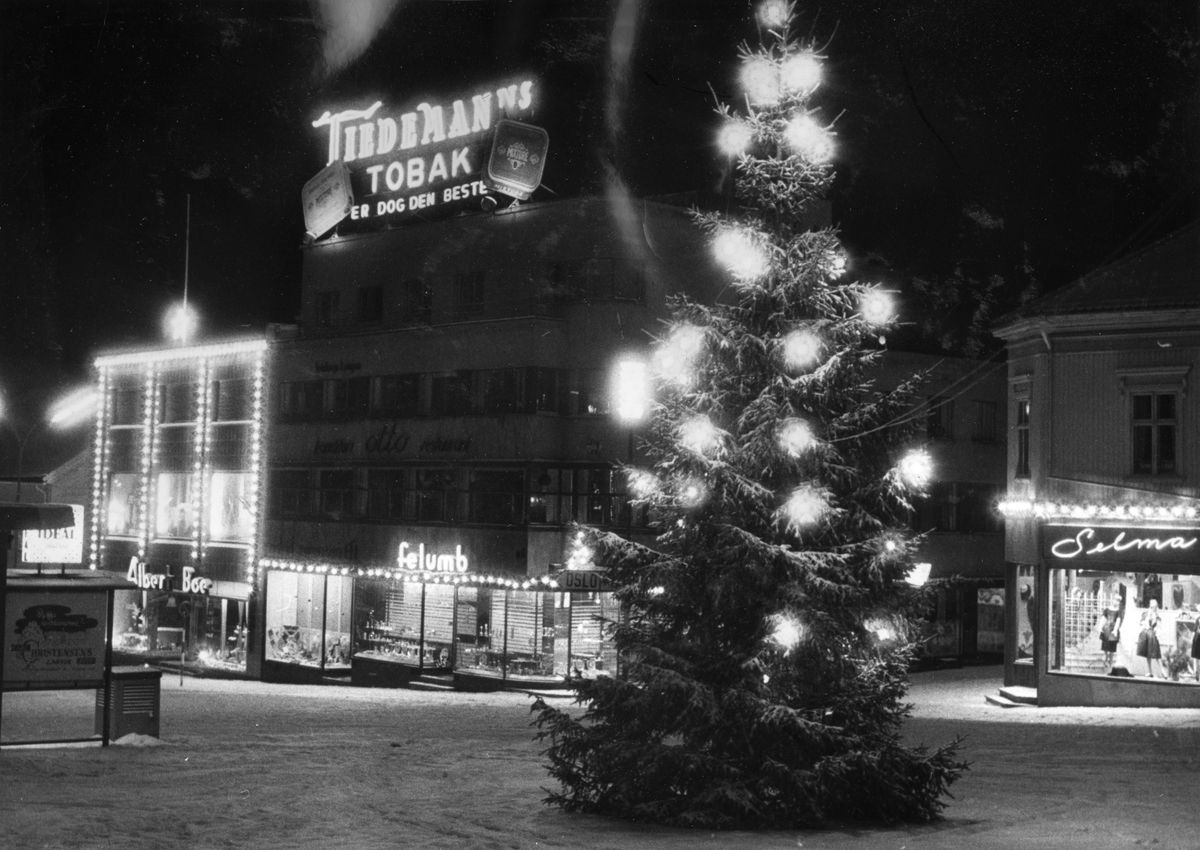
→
(534, 0, 963, 828)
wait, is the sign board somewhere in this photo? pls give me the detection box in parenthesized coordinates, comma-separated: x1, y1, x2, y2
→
(301, 162, 354, 239)
(21, 504, 84, 564)
(484, 119, 549, 200)
(4, 591, 108, 686)
(126, 557, 213, 595)
(556, 570, 612, 593)
(1045, 525, 1200, 567)
(309, 79, 540, 231)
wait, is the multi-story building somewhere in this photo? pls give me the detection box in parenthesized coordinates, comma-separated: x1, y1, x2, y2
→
(89, 340, 269, 677)
(994, 221, 1200, 707)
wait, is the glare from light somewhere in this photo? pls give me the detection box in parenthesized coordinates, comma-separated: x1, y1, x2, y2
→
(758, 0, 789, 29)
(770, 613, 804, 651)
(782, 52, 822, 93)
(679, 477, 708, 508)
(784, 114, 834, 163)
(906, 562, 933, 587)
(782, 329, 822, 371)
(679, 414, 721, 455)
(898, 449, 933, 487)
(741, 55, 781, 105)
(48, 388, 99, 429)
(626, 468, 660, 498)
(717, 121, 753, 157)
(778, 418, 816, 457)
(860, 289, 894, 325)
(825, 248, 848, 277)
(165, 303, 199, 343)
(712, 228, 769, 281)
(611, 358, 651, 423)
(780, 484, 828, 530)
(654, 324, 706, 386)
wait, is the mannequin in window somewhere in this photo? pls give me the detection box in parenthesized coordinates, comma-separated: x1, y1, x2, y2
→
(1099, 605, 1120, 672)
(1136, 599, 1165, 679)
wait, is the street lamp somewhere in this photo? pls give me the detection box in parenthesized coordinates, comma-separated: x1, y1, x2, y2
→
(165, 302, 199, 344)
(1, 386, 98, 502)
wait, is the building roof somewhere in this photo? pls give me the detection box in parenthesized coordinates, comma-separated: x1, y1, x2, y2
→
(995, 220, 1200, 329)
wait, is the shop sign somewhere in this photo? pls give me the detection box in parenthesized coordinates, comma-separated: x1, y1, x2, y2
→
(126, 557, 212, 595)
(4, 592, 107, 686)
(301, 161, 354, 239)
(557, 570, 611, 593)
(310, 79, 538, 229)
(484, 119, 549, 200)
(365, 422, 410, 454)
(398, 541, 468, 573)
(21, 504, 84, 565)
(1046, 525, 1199, 565)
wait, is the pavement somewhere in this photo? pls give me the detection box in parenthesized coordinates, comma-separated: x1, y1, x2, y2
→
(1, 664, 1198, 850)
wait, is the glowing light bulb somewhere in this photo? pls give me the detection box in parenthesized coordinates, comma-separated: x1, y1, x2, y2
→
(782, 329, 822, 371)
(784, 114, 834, 163)
(654, 324, 706, 386)
(718, 121, 753, 156)
(758, 0, 788, 28)
(712, 228, 769, 281)
(782, 51, 821, 93)
(611, 358, 650, 423)
(780, 484, 828, 529)
(906, 563, 932, 587)
(679, 414, 721, 455)
(770, 614, 803, 651)
(741, 55, 781, 105)
(898, 449, 933, 487)
(679, 477, 708, 508)
(778, 418, 816, 457)
(860, 289, 894, 325)
(824, 248, 848, 277)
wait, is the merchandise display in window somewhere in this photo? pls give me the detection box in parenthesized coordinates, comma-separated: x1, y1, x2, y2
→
(1050, 569, 1200, 684)
(265, 571, 352, 671)
(112, 588, 249, 673)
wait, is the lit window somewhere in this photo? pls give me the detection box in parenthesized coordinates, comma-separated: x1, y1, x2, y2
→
(1015, 398, 1030, 478)
(1132, 392, 1177, 475)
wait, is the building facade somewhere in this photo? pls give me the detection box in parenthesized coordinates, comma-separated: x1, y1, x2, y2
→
(994, 222, 1200, 707)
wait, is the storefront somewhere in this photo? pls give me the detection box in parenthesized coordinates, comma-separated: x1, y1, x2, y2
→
(259, 557, 618, 690)
(1002, 506, 1200, 708)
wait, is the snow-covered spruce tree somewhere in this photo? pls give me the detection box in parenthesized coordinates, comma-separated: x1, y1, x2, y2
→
(532, 0, 965, 830)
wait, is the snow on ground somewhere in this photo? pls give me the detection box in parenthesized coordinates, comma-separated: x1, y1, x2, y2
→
(1, 665, 1197, 850)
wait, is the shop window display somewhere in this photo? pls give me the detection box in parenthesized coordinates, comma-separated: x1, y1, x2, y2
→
(356, 581, 453, 668)
(265, 571, 352, 671)
(155, 472, 193, 538)
(568, 592, 619, 678)
(504, 591, 557, 680)
(1050, 569, 1200, 683)
(977, 588, 1006, 654)
(107, 473, 140, 536)
(113, 588, 248, 672)
(454, 586, 506, 678)
(209, 471, 253, 542)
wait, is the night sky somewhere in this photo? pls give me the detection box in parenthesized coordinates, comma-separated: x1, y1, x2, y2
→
(2, 0, 1197, 465)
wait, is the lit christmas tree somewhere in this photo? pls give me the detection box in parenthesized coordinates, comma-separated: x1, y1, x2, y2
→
(533, 0, 965, 829)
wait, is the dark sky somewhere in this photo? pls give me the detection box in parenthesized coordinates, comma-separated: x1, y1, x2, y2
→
(2, 0, 1197, 426)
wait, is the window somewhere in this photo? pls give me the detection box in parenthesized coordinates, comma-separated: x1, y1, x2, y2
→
(413, 468, 458, 521)
(527, 467, 632, 527)
(318, 469, 357, 519)
(209, 472, 252, 541)
(325, 377, 370, 419)
(159, 381, 195, 423)
(480, 369, 522, 414)
(468, 469, 525, 525)
(401, 279, 432, 324)
(269, 470, 311, 518)
(106, 429, 139, 473)
(1132, 393, 1177, 475)
(430, 371, 474, 416)
(927, 397, 954, 440)
(972, 399, 997, 442)
(279, 381, 323, 421)
(455, 271, 485, 317)
(213, 378, 250, 422)
(1015, 398, 1030, 477)
(524, 368, 566, 414)
(111, 385, 141, 425)
(373, 374, 420, 417)
(541, 259, 644, 303)
(358, 286, 384, 324)
(574, 371, 610, 415)
(155, 472, 193, 538)
(317, 291, 340, 328)
(155, 425, 192, 471)
(106, 473, 140, 535)
(208, 424, 250, 469)
(915, 482, 1004, 534)
(367, 469, 406, 520)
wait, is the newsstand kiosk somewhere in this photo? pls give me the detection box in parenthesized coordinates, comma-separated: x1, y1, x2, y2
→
(1, 503, 156, 747)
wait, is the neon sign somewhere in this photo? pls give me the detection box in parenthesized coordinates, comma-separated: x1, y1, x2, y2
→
(310, 80, 536, 229)
(397, 542, 469, 573)
(1047, 526, 1199, 563)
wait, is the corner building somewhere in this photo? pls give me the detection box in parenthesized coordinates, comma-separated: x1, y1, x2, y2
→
(259, 196, 724, 687)
(994, 221, 1200, 707)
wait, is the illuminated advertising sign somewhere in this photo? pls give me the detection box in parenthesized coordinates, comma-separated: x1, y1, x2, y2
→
(5, 592, 108, 686)
(310, 80, 539, 230)
(556, 571, 612, 593)
(1045, 525, 1200, 566)
(21, 504, 84, 565)
(397, 541, 469, 573)
(484, 119, 549, 200)
(301, 162, 355, 239)
(126, 557, 213, 595)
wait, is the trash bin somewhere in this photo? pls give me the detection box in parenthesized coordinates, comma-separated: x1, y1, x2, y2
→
(95, 666, 163, 739)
